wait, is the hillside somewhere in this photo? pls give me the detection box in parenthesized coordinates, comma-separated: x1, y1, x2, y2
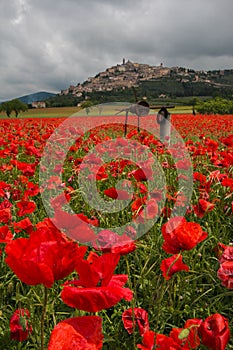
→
(18, 91, 56, 104)
(56, 60, 233, 105)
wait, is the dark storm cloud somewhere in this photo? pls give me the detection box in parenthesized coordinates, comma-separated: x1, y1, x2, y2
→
(0, 0, 233, 100)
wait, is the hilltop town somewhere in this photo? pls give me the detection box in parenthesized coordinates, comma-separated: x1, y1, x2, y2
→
(61, 59, 170, 96)
(60, 59, 232, 98)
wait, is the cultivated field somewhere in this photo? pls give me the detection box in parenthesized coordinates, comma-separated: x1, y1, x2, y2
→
(0, 112, 232, 349)
(0, 104, 194, 120)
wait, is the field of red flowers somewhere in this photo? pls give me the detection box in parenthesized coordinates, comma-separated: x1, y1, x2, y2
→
(0, 113, 232, 349)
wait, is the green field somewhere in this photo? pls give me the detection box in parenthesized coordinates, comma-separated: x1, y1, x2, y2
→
(0, 106, 80, 119)
(0, 105, 194, 119)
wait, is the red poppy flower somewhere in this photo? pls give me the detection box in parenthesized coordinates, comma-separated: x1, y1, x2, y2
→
(219, 245, 233, 263)
(0, 164, 13, 172)
(221, 177, 233, 189)
(0, 181, 11, 192)
(69, 222, 97, 244)
(93, 230, 136, 255)
(122, 308, 149, 336)
(61, 253, 133, 312)
(104, 187, 131, 200)
(50, 192, 71, 210)
(174, 192, 188, 208)
(175, 159, 192, 170)
(13, 217, 34, 235)
(48, 316, 103, 350)
(162, 217, 208, 254)
(0, 189, 6, 197)
(17, 175, 29, 185)
(5, 227, 87, 288)
(138, 199, 158, 220)
(11, 160, 36, 177)
(193, 172, 207, 184)
(221, 134, 233, 147)
(76, 213, 99, 227)
(137, 330, 155, 350)
(10, 309, 32, 342)
(208, 170, 225, 183)
(183, 318, 202, 348)
(16, 200, 36, 216)
(160, 254, 189, 280)
(136, 183, 148, 195)
(124, 226, 137, 239)
(0, 225, 13, 243)
(92, 230, 118, 250)
(53, 209, 97, 243)
(0, 199, 12, 210)
(198, 314, 230, 350)
(0, 207, 11, 223)
(12, 189, 22, 201)
(153, 334, 180, 350)
(161, 334, 182, 349)
(110, 240, 137, 256)
(132, 197, 146, 217)
(25, 144, 41, 158)
(193, 199, 215, 218)
(217, 261, 233, 289)
(96, 169, 108, 181)
(23, 181, 40, 198)
(169, 318, 202, 349)
(44, 175, 63, 190)
(130, 168, 152, 182)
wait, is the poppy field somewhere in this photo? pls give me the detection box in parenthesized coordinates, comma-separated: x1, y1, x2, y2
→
(0, 112, 232, 349)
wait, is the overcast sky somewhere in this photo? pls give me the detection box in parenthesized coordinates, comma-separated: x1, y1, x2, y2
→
(1, 0, 233, 100)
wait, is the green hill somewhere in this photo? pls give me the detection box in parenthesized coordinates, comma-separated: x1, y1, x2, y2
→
(46, 61, 233, 107)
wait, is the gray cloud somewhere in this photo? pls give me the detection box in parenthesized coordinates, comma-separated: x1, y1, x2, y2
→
(0, 0, 233, 100)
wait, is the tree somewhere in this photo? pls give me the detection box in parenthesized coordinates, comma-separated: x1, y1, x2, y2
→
(0, 101, 12, 117)
(0, 99, 28, 117)
(196, 97, 233, 114)
(189, 97, 200, 115)
(81, 100, 96, 115)
(11, 99, 28, 117)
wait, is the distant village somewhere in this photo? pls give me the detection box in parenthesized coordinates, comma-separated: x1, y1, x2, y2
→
(28, 60, 232, 108)
(59, 59, 227, 98)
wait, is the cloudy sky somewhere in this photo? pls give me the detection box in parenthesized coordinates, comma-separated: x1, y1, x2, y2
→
(1, 0, 233, 100)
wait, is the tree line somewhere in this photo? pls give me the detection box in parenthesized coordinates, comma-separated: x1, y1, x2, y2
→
(1, 96, 233, 117)
(195, 97, 233, 114)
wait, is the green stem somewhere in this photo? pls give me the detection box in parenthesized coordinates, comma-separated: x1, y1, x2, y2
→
(41, 286, 48, 350)
(124, 256, 136, 348)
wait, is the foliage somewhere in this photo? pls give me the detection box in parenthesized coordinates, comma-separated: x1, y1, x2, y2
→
(0, 99, 28, 117)
(45, 94, 81, 108)
(196, 97, 233, 114)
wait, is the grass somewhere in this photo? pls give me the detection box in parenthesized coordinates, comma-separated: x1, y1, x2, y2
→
(0, 105, 194, 119)
(0, 106, 80, 119)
